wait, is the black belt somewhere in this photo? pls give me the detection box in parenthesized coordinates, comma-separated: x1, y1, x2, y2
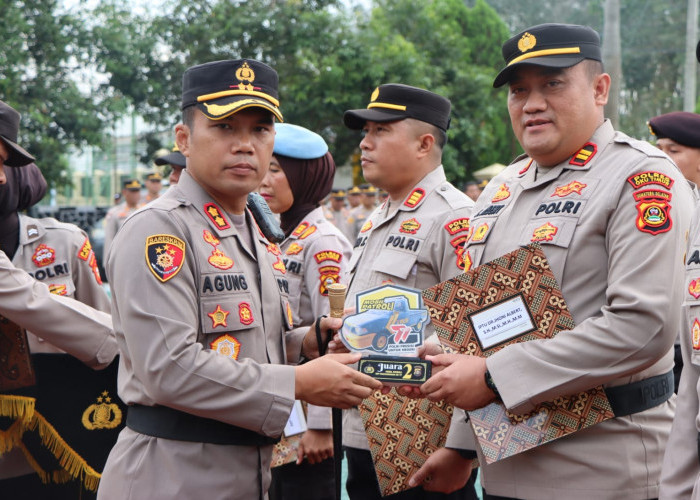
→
(126, 404, 280, 446)
(604, 370, 674, 417)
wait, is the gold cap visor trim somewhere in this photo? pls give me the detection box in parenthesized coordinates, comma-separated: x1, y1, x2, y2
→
(198, 89, 280, 107)
(508, 47, 581, 66)
(367, 102, 407, 111)
(202, 99, 283, 122)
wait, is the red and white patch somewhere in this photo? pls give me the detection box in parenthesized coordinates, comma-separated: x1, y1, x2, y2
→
(445, 218, 470, 235)
(239, 302, 254, 325)
(318, 265, 341, 296)
(285, 243, 303, 255)
(627, 171, 674, 190)
(552, 181, 587, 198)
(399, 218, 421, 234)
(404, 188, 426, 208)
(491, 184, 510, 203)
(77, 238, 92, 261)
(450, 234, 468, 270)
(208, 304, 230, 329)
(689, 278, 700, 299)
(210, 334, 241, 360)
(203, 203, 231, 230)
(693, 319, 700, 350)
(314, 250, 342, 264)
(531, 222, 558, 242)
(32, 244, 56, 268)
(635, 199, 672, 235)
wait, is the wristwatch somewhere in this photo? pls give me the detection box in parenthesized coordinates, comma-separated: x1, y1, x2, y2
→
(484, 369, 500, 398)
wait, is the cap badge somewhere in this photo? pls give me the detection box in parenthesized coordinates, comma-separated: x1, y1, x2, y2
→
(518, 32, 537, 53)
(235, 62, 256, 91)
(370, 87, 380, 102)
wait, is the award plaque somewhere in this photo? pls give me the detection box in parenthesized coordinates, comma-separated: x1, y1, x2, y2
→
(422, 243, 615, 464)
(340, 284, 431, 386)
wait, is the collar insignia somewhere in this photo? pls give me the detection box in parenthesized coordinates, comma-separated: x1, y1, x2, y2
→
(569, 143, 597, 166)
(203, 203, 231, 230)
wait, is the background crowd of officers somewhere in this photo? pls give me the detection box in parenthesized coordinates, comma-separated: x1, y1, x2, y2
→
(4, 19, 700, 500)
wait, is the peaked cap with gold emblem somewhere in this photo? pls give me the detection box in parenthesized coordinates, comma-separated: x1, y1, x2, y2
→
(493, 23, 602, 88)
(155, 143, 187, 168)
(344, 83, 451, 131)
(182, 59, 283, 121)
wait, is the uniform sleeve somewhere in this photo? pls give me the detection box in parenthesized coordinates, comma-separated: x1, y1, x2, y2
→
(433, 207, 474, 283)
(102, 211, 118, 264)
(488, 157, 694, 414)
(0, 250, 116, 368)
(659, 336, 700, 499)
(71, 230, 111, 313)
(109, 213, 295, 436)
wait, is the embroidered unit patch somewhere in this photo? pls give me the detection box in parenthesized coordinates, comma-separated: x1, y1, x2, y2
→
(145, 234, 186, 283)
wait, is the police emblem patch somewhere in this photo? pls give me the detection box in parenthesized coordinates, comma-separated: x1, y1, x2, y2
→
(445, 218, 470, 235)
(286, 243, 303, 255)
(399, 218, 421, 234)
(145, 234, 186, 282)
(635, 199, 672, 235)
(32, 244, 56, 268)
(689, 278, 700, 299)
(360, 220, 373, 233)
(239, 302, 254, 325)
(210, 334, 241, 360)
(693, 319, 700, 350)
(208, 304, 230, 329)
(319, 265, 341, 296)
(491, 184, 510, 203)
(531, 222, 558, 242)
(81, 391, 122, 430)
(450, 234, 469, 270)
(203, 203, 231, 230)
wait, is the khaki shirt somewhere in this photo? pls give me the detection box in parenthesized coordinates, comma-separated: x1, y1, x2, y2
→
(281, 206, 352, 429)
(342, 166, 474, 450)
(324, 205, 352, 241)
(98, 171, 297, 500)
(450, 120, 693, 499)
(660, 196, 700, 500)
(12, 214, 111, 353)
(346, 203, 375, 242)
(102, 201, 143, 263)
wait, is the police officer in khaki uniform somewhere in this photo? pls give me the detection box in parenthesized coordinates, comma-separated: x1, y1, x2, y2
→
(102, 178, 144, 264)
(155, 144, 187, 186)
(346, 183, 378, 241)
(96, 58, 380, 500)
(658, 41, 700, 500)
(260, 122, 352, 499)
(408, 24, 694, 500)
(337, 83, 477, 500)
(142, 171, 163, 203)
(324, 188, 351, 237)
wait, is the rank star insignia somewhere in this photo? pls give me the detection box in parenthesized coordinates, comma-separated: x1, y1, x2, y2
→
(239, 302, 254, 325)
(146, 234, 186, 282)
(208, 304, 230, 328)
(210, 334, 241, 360)
(531, 222, 558, 242)
(552, 181, 587, 198)
(203, 203, 231, 230)
(32, 244, 56, 267)
(693, 319, 700, 350)
(491, 184, 510, 203)
(400, 218, 421, 234)
(690, 279, 700, 299)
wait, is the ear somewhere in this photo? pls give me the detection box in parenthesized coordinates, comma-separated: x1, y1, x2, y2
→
(416, 133, 435, 159)
(175, 123, 190, 157)
(593, 73, 611, 106)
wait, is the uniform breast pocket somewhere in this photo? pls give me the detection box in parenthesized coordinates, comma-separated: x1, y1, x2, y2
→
(46, 278, 76, 298)
(370, 248, 419, 285)
(200, 292, 265, 359)
(519, 217, 577, 278)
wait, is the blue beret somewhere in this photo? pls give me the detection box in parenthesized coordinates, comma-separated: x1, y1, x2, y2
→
(273, 123, 328, 160)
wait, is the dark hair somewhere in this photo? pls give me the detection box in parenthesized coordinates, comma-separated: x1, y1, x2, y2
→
(182, 106, 195, 128)
(583, 59, 604, 82)
(432, 125, 447, 149)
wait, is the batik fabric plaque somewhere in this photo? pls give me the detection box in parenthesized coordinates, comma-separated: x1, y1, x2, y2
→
(359, 391, 454, 496)
(422, 243, 614, 463)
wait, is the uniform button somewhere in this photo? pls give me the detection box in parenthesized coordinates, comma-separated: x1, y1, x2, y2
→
(440, 187, 447, 191)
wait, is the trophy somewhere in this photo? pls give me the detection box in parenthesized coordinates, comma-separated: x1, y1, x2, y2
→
(338, 284, 431, 385)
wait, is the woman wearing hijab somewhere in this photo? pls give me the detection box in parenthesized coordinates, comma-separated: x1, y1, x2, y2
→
(260, 123, 352, 500)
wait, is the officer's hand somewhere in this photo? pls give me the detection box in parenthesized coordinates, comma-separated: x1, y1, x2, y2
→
(296, 429, 333, 465)
(387, 343, 444, 397)
(420, 354, 495, 410)
(301, 317, 343, 359)
(407, 447, 474, 493)
(327, 332, 350, 354)
(295, 353, 382, 408)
